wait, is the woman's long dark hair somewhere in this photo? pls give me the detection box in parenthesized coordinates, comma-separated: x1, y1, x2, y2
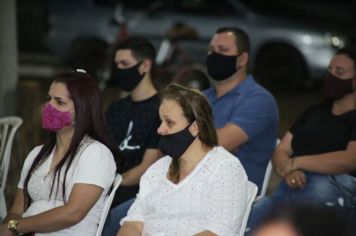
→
(23, 71, 124, 208)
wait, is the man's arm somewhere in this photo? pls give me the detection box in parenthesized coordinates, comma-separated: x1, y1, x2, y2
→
(121, 149, 161, 186)
(216, 123, 248, 151)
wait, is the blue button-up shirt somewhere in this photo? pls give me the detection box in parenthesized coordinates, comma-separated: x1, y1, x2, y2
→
(205, 75, 279, 191)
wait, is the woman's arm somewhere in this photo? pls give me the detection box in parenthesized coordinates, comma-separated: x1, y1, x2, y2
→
(0, 189, 26, 236)
(117, 221, 143, 236)
(3, 189, 25, 223)
(272, 132, 294, 178)
(13, 183, 103, 234)
(293, 141, 356, 174)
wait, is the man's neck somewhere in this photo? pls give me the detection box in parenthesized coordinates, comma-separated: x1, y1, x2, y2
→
(130, 74, 157, 102)
(215, 71, 247, 97)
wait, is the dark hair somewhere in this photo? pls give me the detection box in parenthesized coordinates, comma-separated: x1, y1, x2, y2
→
(337, 47, 356, 67)
(162, 84, 218, 182)
(254, 205, 356, 236)
(216, 26, 251, 55)
(114, 36, 156, 72)
(23, 71, 124, 208)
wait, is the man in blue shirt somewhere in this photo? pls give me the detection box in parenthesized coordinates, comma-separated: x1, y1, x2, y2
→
(205, 26, 279, 192)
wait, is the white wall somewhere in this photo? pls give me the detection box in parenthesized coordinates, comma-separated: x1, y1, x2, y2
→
(0, 0, 18, 116)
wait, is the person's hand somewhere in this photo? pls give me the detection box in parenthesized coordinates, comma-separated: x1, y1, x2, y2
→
(0, 223, 16, 236)
(284, 170, 306, 189)
(276, 158, 295, 177)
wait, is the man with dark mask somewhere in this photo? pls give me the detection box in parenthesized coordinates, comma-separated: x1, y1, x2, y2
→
(105, 37, 161, 206)
(103, 37, 162, 236)
(204, 27, 279, 193)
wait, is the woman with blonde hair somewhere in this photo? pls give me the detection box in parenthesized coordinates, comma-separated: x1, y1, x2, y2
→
(118, 84, 249, 236)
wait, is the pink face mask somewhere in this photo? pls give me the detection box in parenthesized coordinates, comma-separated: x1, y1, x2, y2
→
(41, 103, 73, 131)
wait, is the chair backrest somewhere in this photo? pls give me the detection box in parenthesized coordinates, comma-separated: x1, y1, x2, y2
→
(255, 138, 281, 201)
(0, 116, 23, 218)
(239, 181, 258, 236)
(96, 174, 122, 236)
(256, 160, 272, 201)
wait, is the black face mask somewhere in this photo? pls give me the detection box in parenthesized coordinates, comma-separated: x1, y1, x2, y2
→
(206, 52, 238, 81)
(324, 72, 354, 100)
(113, 62, 145, 92)
(158, 125, 195, 160)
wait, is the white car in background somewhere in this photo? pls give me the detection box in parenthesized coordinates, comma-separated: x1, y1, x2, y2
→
(46, 0, 354, 88)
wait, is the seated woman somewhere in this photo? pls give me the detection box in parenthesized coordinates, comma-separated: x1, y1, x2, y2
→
(248, 48, 356, 232)
(0, 70, 123, 235)
(117, 84, 250, 236)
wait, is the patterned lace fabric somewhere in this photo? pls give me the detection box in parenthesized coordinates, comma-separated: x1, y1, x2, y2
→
(122, 146, 249, 236)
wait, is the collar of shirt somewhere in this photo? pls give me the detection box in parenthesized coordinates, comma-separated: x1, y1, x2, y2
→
(205, 74, 255, 102)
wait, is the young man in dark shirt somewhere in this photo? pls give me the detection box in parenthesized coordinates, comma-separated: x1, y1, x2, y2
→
(106, 37, 161, 206)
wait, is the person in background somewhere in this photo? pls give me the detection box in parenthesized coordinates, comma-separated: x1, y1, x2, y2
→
(204, 26, 279, 192)
(118, 84, 249, 236)
(105, 37, 161, 205)
(248, 48, 356, 232)
(103, 37, 161, 236)
(253, 205, 355, 236)
(0, 70, 122, 235)
(172, 64, 212, 91)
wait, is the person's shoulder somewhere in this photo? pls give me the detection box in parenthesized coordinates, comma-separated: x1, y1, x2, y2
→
(247, 79, 275, 99)
(30, 145, 43, 154)
(151, 93, 161, 103)
(143, 93, 161, 109)
(23, 145, 45, 166)
(83, 137, 111, 153)
(207, 146, 247, 177)
(203, 87, 215, 98)
(240, 78, 278, 109)
(207, 147, 242, 167)
(140, 156, 170, 184)
(79, 137, 115, 162)
(28, 144, 43, 156)
(106, 96, 131, 111)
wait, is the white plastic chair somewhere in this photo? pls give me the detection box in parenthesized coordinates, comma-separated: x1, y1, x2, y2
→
(255, 139, 281, 201)
(255, 160, 272, 201)
(96, 174, 122, 236)
(0, 116, 23, 218)
(239, 181, 258, 236)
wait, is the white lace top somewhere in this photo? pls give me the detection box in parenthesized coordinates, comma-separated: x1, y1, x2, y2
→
(18, 136, 116, 236)
(121, 146, 249, 236)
